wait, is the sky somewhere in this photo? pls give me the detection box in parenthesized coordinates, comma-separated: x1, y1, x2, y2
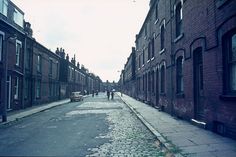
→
(11, 0, 149, 82)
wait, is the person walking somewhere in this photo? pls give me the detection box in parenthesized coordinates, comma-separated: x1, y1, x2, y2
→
(111, 91, 114, 100)
(107, 90, 110, 100)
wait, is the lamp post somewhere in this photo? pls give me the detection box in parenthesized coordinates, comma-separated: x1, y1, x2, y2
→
(1, 34, 17, 122)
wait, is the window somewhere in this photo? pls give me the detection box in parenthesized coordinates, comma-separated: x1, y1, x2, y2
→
(160, 24, 165, 50)
(138, 55, 141, 68)
(223, 30, 236, 94)
(151, 37, 155, 58)
(49, 59, 53, 75)
(176, 56, 184, 93)
(37, 55, 42, 72)
(155, 4, 158, 20)
(142, 50, 145, 65)
(143, 75, 145, 91)
(13, 8, 24, 27)
(160, 65, 165, 93)
(152, 71, 155, 92)
(144, 25, 147, 37)
(0, 35, 3, 61)
(49, 82, 53, 97)
(14, 77, 19, 99)
(56, 62, 59, 78)
(175, 2, 183, 38)
(148, 42, 151, 60)
(72, 68, 75, 79)
(36, 79, 41, 98)
(148, 72, 151, 92)
(16, 41, 22, 66)
(0, 0, 8, 16)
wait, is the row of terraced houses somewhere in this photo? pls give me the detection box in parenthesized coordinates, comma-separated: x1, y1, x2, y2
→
(119, 0, 236, 139)
(0, 0, 102, 120)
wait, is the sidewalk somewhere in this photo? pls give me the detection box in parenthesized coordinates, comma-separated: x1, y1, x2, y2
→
(118, 93, 236, 157)
(0, 99, 70, 125)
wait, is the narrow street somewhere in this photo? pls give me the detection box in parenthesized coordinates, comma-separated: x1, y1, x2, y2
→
(0, 93, 165, 156)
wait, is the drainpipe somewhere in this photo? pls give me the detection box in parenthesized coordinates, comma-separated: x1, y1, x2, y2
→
(170, 0, 174, 116)
(22, 35, 27, 109)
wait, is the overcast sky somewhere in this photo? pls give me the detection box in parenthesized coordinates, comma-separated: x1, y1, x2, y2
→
(12, 0, 149, 82)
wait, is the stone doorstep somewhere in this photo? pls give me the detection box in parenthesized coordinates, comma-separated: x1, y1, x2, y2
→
(191, 119, 207, 129)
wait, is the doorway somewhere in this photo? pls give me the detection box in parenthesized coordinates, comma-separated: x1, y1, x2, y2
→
(156, 69, 159, 107)
(193, 48, 204, 121)
(7, 75, 11, 110)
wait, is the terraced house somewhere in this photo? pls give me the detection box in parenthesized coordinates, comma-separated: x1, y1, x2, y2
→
(120, 0, 236, 139)
(0, 0, 25, 113)
(0, 0, 103, 122)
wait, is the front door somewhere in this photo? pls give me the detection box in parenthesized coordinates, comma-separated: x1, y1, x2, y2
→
(7, 75, 11, 110)
(193, 48, 204, 121)
(156, 69, 159, 107)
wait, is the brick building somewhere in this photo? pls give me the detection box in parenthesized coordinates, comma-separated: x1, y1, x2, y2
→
(0, 0, 25, 112)
(123, 47, 136, 97)
(32, 41, 60, 105)
(121, 0, 236, 139)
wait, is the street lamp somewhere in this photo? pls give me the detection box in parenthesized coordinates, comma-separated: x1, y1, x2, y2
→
(1, 34, 17, 122)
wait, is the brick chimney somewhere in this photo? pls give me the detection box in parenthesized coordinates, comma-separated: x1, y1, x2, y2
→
(66, 54, 69, 61)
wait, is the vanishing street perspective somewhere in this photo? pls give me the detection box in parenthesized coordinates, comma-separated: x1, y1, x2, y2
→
(0, 0, 236, 157)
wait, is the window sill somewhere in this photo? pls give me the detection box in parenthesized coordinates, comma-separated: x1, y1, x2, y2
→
(174, 33, 184, 43)
(154, 19, 159, 25)
(151, 57, 155, 61)
(147, 59, 150, 63)
(216, 0, 229, 9)
(176, 92, 185, 98)
(160, 93, 166, 96)
(159, 48, 165, 55)
(142, 64, 144, 67)
(219, 94, 236, 101)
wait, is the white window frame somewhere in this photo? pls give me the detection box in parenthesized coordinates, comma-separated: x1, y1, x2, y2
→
(13, 8, 24, 27)
(36, 79, 41, 98)
(14, 76, 19, 99)
(16, 40, 22, 66)
(0, 34, 3, 61)
(37, 54, 41, 72)
(0, 0, 8, 16)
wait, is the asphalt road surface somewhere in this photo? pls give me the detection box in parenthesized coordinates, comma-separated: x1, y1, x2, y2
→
(0, 93, 166, 156)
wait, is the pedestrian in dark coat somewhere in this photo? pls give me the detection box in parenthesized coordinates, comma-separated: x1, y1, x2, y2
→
(111, 91, 114, 100)
(107, 90, 110, 100)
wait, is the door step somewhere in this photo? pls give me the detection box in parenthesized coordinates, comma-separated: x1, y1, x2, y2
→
(191, 119, 206, 129)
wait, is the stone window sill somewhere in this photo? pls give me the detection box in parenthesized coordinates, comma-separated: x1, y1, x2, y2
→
(174, 33, 184, 43)
(160, 93, 166, 96)
(154, 19, 159, 25)
(176, 92, 185, 98)
(159, 48, 165, 55)
(219, 94, 236, 101)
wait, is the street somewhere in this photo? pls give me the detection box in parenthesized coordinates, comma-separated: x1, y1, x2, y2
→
(0, 93, 165, 156)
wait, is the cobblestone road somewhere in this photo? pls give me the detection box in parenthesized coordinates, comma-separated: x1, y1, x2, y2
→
(77, 93, 169, 157)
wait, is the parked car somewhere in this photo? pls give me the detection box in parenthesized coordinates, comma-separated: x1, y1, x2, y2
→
(70, 92, 84, 102)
